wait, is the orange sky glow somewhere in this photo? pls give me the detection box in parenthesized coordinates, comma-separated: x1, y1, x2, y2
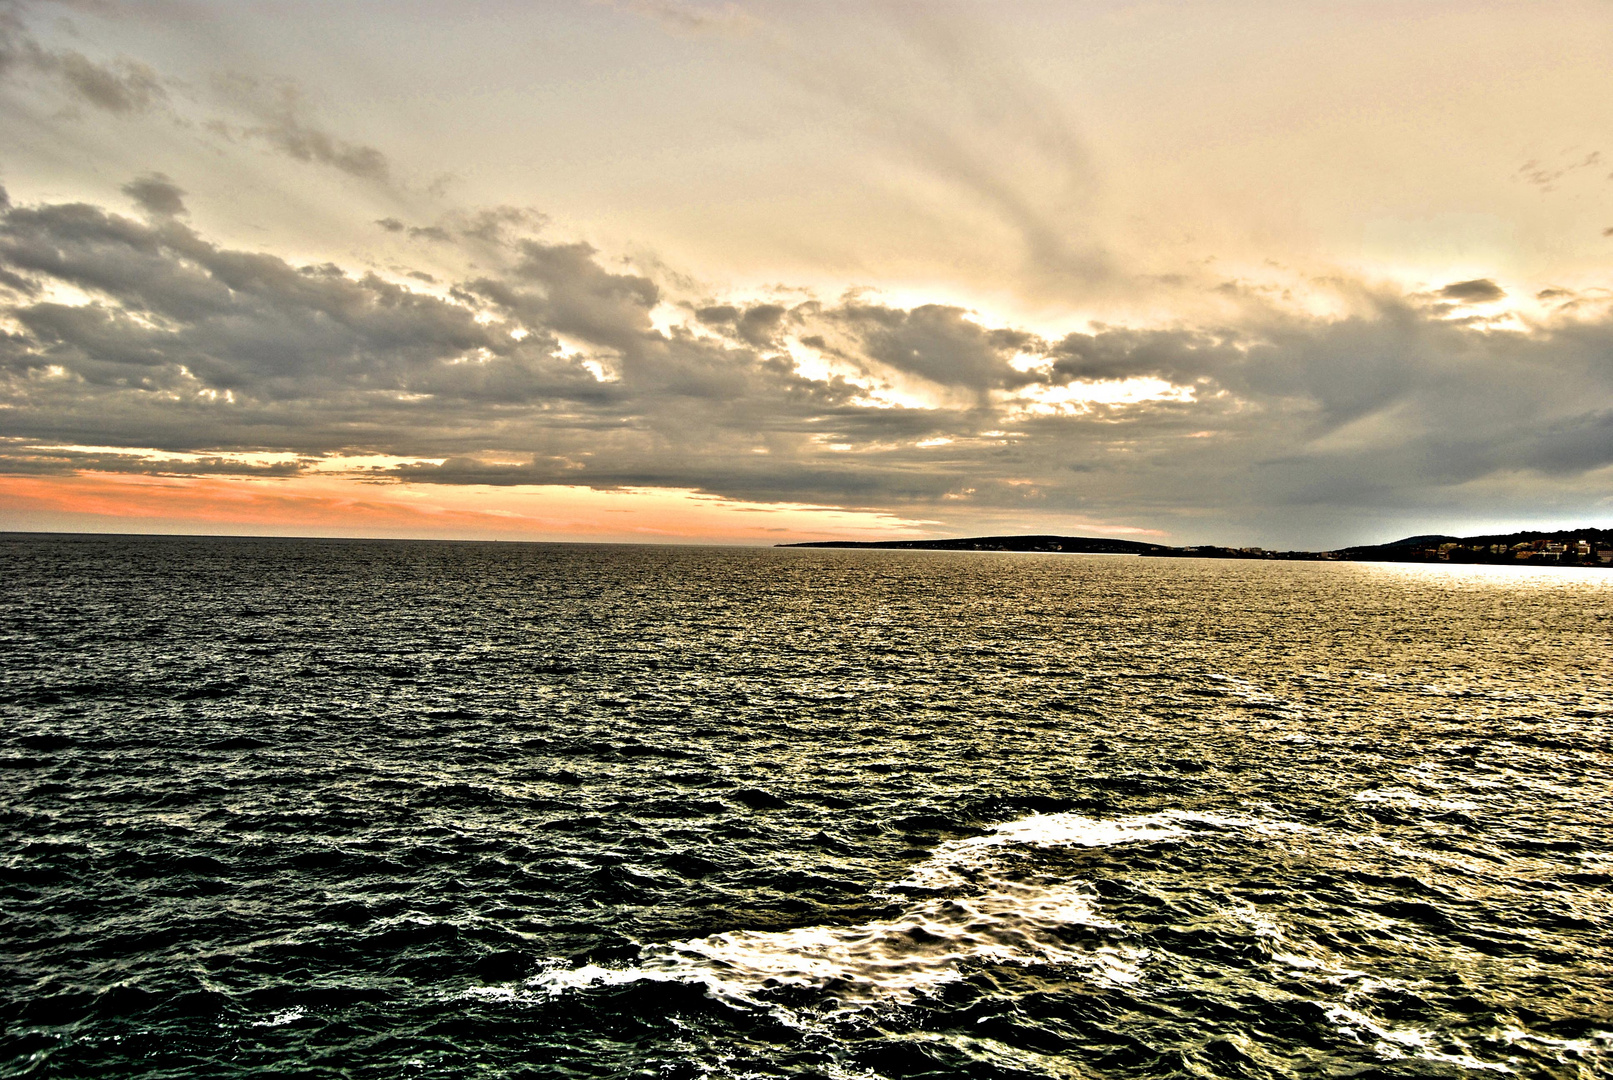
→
(0, 472, 945, 545)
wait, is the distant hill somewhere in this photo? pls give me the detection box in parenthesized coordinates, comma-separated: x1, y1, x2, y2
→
(1340, 527, 1613, 565)
(778, 534, 1166, 555)
(1379, 534, 1460, 548)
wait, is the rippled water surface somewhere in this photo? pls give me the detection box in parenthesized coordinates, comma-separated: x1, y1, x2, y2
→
(2, 535, 1610, 1079)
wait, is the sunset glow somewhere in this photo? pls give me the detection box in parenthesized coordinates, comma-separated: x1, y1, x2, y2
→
(0, 472, 942, 544)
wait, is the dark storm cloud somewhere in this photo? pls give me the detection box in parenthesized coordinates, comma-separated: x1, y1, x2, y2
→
(3, 184, 1613, 543)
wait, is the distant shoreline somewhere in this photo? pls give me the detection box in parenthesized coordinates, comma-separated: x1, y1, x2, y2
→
(2, 529, 1609, 566)
(782, 529, 1613, 567)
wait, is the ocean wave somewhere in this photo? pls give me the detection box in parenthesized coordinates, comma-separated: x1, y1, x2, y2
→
(486, 809, 1322, 1013)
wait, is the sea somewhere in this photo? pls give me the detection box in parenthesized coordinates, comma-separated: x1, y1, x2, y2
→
(2, 534, 1609, 1079)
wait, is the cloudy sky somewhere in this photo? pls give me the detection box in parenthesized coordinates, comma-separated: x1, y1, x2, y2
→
(2, 0, 1611, 547)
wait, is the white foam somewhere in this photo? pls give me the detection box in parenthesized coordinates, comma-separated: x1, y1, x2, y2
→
(894, 816, 1182, 893)
(1274, 952, 1324, 970)
(473, 810, 1257, 1013)
(1352, 788, 1483, 812)
(1271, 942, 1525, 1074)
(902, 808, 1307, 893)
(1325, 1004, 1512, 1072)
(1496, 1027, 1613, 1061)
(506, 878, 1140, 1012)
(476, 809, 1312, 1014)
(248, 1007, 306, 1028)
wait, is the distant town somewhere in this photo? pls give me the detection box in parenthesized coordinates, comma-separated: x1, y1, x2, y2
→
(784, 528, 1613, 567)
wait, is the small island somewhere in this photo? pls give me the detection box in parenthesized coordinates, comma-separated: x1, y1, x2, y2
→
(782, 529, 1613, 567)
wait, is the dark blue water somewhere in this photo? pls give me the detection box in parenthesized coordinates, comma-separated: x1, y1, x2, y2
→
(2, 534, 1609, 1078)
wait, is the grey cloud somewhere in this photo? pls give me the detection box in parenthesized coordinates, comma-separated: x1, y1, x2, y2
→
(0, 443, 305, 478)
(0, 9, 167, 115)
(829, 301, 1039, 394)
(1437, 278, 1505, 304)
(121, 172, 186, 216)
(458, 206, 545, 244)
(53, 48, 162, 112)
(2, 12, 394, 185)
(215, 74, 391, 182)
(1048, 328, 1234, 384)
(1519, 409, 1613, 473)
(470, 240, 661, 353)
(696, 301, 788, 347)
(4, 187, 1613, 546)
(0, 199, 518, 397)
(381, 207, 545, 246)
(247, 112, 389, 181)
(695, 304, 739, 324)
(737, 305, 787, 347)
(0, 266, 36, 295)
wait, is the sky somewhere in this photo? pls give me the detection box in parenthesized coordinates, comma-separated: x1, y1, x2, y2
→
(1, 0, 1611, 548)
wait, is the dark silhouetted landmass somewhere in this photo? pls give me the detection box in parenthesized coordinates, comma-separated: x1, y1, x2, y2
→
(1139, 545, 1335, 561)
(779, 535, 1166, 554)
(1337, 528, 1613, 566)
(783, 528, 1613, 567)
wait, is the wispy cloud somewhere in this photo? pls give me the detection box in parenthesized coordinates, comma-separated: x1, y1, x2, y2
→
(606, 0, 757, 37)
(0, 3, 168, 114)
(1516, 149, 1604, 192)
(211, 73, 391, 183)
